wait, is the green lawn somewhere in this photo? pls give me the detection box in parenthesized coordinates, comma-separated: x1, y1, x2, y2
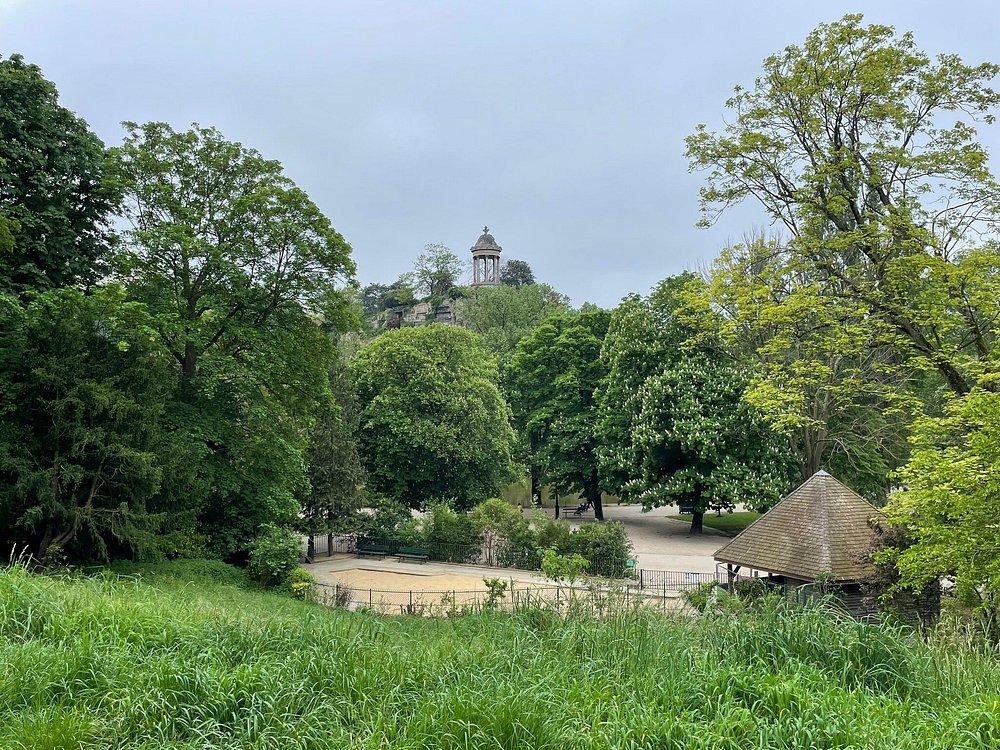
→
(672, 510, 761, 535)
(1, 564, 999, 748)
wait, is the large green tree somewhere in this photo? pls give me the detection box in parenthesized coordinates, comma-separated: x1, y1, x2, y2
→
(682, 236, 918, 501)
(598, 277, 796, 532)
(0, 287, 174, 560)
(458, 283, 569, 354)
(882, 387, 1000, 631)
(302, 344, 366, 535)
(352, 325, 516, 509)
(0, 54, 115, 293)
(106, 122, 356, 557)
(508, 309, 611, 520)
(686, 15, 1000, 397)
(412, 243, 463, 297)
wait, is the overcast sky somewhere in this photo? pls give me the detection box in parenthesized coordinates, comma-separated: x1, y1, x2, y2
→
(4, 1, 1000, 306)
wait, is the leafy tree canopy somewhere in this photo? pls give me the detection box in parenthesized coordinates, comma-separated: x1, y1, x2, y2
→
(598, 276, 796, 532)
(106, 122, 356, 557)
(412, 243, 463, 298)
(0, 54, 115, 294)
(0, 287, 174, 560)
(458, 283, 570, 354)
(686, 14, 1000, 396)
(508, 309, 611, 520)
(352, 325, 517, 509)
(500, 259, 535, 288)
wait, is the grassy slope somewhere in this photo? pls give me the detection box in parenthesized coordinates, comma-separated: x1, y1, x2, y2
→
(672, 511, 761, 535)
(1, 567, 999, 749)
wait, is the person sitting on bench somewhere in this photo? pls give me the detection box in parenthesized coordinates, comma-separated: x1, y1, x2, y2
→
(573, 499, 592, 516)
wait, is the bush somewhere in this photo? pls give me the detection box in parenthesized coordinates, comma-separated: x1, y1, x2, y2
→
(540, 548, 589, 584)
(288, 567, 315, 600)
(567, 520, 633, 578)
(471, 498, 538, 568)
(247, 524, 302, 587)
(422, 502, 481, 563)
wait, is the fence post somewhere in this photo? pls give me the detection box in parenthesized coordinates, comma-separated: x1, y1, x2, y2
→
(640, 569, 644, 589)
(370, 588, 373, 607)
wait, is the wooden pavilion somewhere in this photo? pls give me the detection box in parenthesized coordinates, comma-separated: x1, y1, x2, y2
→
(714, 470, 884, 615)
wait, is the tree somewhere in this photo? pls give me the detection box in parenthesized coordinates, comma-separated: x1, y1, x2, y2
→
(682, 236, 918, 501)
(106, 122, 356, 557)
(500, 259, 535, 288)
(686, 15, 1000, 397)
(352, 325, 517, 509)
(458, 283, 569, 354)
(508, 310, 611, 520)
(881, 387, 1000, 631)
(598, 277, 796, 532)
(302, 345, 366, 535)
(0, 54, 115, 294)
(412, 243, 463, 297)
(0, 287, 174, 560)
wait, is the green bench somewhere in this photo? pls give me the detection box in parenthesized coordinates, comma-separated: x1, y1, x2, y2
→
(357, 542, 390, 559)
(396, 546, 430, 563)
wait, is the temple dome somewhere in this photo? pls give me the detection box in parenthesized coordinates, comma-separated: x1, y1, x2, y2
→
(471, 226, 502, 254)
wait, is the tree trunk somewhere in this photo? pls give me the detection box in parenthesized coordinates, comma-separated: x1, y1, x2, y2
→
(529, 431, 541, 507)
(690, 510, 704, 534)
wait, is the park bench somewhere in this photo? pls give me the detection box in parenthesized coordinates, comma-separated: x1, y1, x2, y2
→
(572, 500, 593, 516)
(396, 546, 430, 563)
(357, 542, 390, 559)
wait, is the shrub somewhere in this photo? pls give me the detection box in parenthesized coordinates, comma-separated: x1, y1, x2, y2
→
(288, 567, 315, 600)
(541, 548, 589, 584)
(471, 498, 538, 567)
(247, 524, 302, 587)
(423, 502, 480, 563)
(567, 520, 633, 578)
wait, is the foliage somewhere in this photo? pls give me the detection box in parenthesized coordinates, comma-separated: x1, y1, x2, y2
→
(682, 236, 918, 501)
(0, 54, 114, 294)
(352, 325, 517, 509)
(247, 523, 302, 587)
(412, 243, 463, 297)
(566, 521, 633, 578)
(0, 287, 175, 560)
(540, 547, 589, 584)
(287, 567, 315, 600)
(302, 345, 366, 535)
(598, 277, 796, 532)
(106, 121, 356, 558)
(508, 310, 612, 520)
(499, 258, 536, 288)
(686, 14, 1000, 397)
(482, 577, 509, 609)
(882, 388, 1000, 630)
(470, 498, 537, 568)
(458, 282, 570, 354)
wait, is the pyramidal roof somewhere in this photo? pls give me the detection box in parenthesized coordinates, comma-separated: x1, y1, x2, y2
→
(714, 470, 885, 582)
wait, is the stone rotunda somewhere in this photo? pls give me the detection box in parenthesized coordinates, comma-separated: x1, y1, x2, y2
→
(471, 226, 502, 287)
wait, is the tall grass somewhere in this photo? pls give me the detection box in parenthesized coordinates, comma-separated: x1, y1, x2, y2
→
(1, 566, 999, 749)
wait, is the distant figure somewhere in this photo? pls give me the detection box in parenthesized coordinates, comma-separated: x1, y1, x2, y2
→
(516, 503, 524, 515)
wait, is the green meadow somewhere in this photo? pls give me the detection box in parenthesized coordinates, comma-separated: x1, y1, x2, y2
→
(1, 566, 999, 749)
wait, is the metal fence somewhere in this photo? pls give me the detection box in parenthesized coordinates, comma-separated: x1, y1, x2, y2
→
(638, 568, 720, 592)
(312, 580, 669, 617)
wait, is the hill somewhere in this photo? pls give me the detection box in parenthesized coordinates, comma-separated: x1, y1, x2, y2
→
(0, 566, 998, 749)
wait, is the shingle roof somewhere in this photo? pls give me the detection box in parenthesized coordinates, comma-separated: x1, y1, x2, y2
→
(714, 470, 884, 582)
